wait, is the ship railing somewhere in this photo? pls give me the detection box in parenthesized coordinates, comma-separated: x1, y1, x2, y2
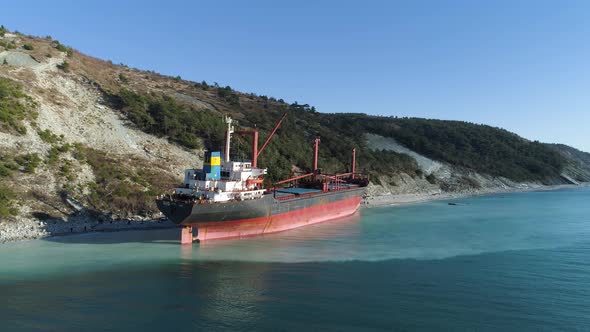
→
(273, 186, 358, 201)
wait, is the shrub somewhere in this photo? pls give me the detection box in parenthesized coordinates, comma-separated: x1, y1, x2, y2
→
(426, 173, 437, 184)
(71, 143, 85, 160)
(82, 147, 176, 216)
(217, 85, 232, 97)
(118, 73, 129, 84)
(15, 153, 41, 173)
(23, 43, 34, 50)
(60, 161, 73, 180)
(0, 163, 12, 177)
(0, 25, 6, 37)
(46, 146, 60, 166)
(195, 81, 209, 90)
(0, 184, 18, 218)
(0, 155, 19, 174)
(38, 129, 60, 143)
(57, 143, 72, 153)
(217, 86, 239, 106)
(4, 160, 19, 172)
(57, 60, 69, 72)
(66, 48, 73, 58)
(0, 77, 37, 134)
(54, 40, 67, 52)
(0, 40, 16, 50)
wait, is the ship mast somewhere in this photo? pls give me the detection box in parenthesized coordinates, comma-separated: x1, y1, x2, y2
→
(224, 116, 234, 162)
(233, 112, 288, 167)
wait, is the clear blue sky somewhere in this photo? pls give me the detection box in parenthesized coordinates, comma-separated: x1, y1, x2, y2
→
(3, 0, 589, 152)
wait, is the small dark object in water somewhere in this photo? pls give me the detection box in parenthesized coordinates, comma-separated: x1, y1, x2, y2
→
(448, 202, 458, 206)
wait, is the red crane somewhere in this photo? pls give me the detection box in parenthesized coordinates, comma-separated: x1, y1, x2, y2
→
(235, 112, 287, 168)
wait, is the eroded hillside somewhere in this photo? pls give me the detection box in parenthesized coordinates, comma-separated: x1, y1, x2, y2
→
(0, 31, 197, 227)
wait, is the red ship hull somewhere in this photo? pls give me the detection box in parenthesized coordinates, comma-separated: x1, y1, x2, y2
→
(180, 195, 362, 243)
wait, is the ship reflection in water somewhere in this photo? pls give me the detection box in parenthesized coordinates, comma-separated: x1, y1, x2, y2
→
(173, 212, 361, 328)
(175, 259, 268, 326)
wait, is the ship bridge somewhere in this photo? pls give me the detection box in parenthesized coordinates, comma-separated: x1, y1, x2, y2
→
(174, 151, 267, 203)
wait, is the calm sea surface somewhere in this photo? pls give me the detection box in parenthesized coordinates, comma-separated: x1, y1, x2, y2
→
(1, 187, 589, 331)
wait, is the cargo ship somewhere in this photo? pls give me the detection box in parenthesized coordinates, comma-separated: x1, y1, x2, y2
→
(156, 114, 368, 244)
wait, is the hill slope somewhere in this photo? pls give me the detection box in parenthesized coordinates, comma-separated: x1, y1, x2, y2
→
(1, 28, 590, 241)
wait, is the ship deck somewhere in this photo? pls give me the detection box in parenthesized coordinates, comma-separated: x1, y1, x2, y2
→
(272, 185, 362, 201)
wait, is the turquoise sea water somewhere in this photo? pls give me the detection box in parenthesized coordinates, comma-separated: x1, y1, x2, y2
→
(1, 187, 589, 331)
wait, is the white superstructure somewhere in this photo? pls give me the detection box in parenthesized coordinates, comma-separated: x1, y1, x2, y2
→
(172, 117, 267, 203)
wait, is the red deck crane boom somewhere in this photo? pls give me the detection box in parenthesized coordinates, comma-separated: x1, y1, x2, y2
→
(235, 112, 287, 168)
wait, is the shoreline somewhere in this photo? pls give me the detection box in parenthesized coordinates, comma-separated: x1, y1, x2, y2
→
(1, 182, 588, 244)
(361, 182, 589, 208)
(0, 217, 179, 244)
